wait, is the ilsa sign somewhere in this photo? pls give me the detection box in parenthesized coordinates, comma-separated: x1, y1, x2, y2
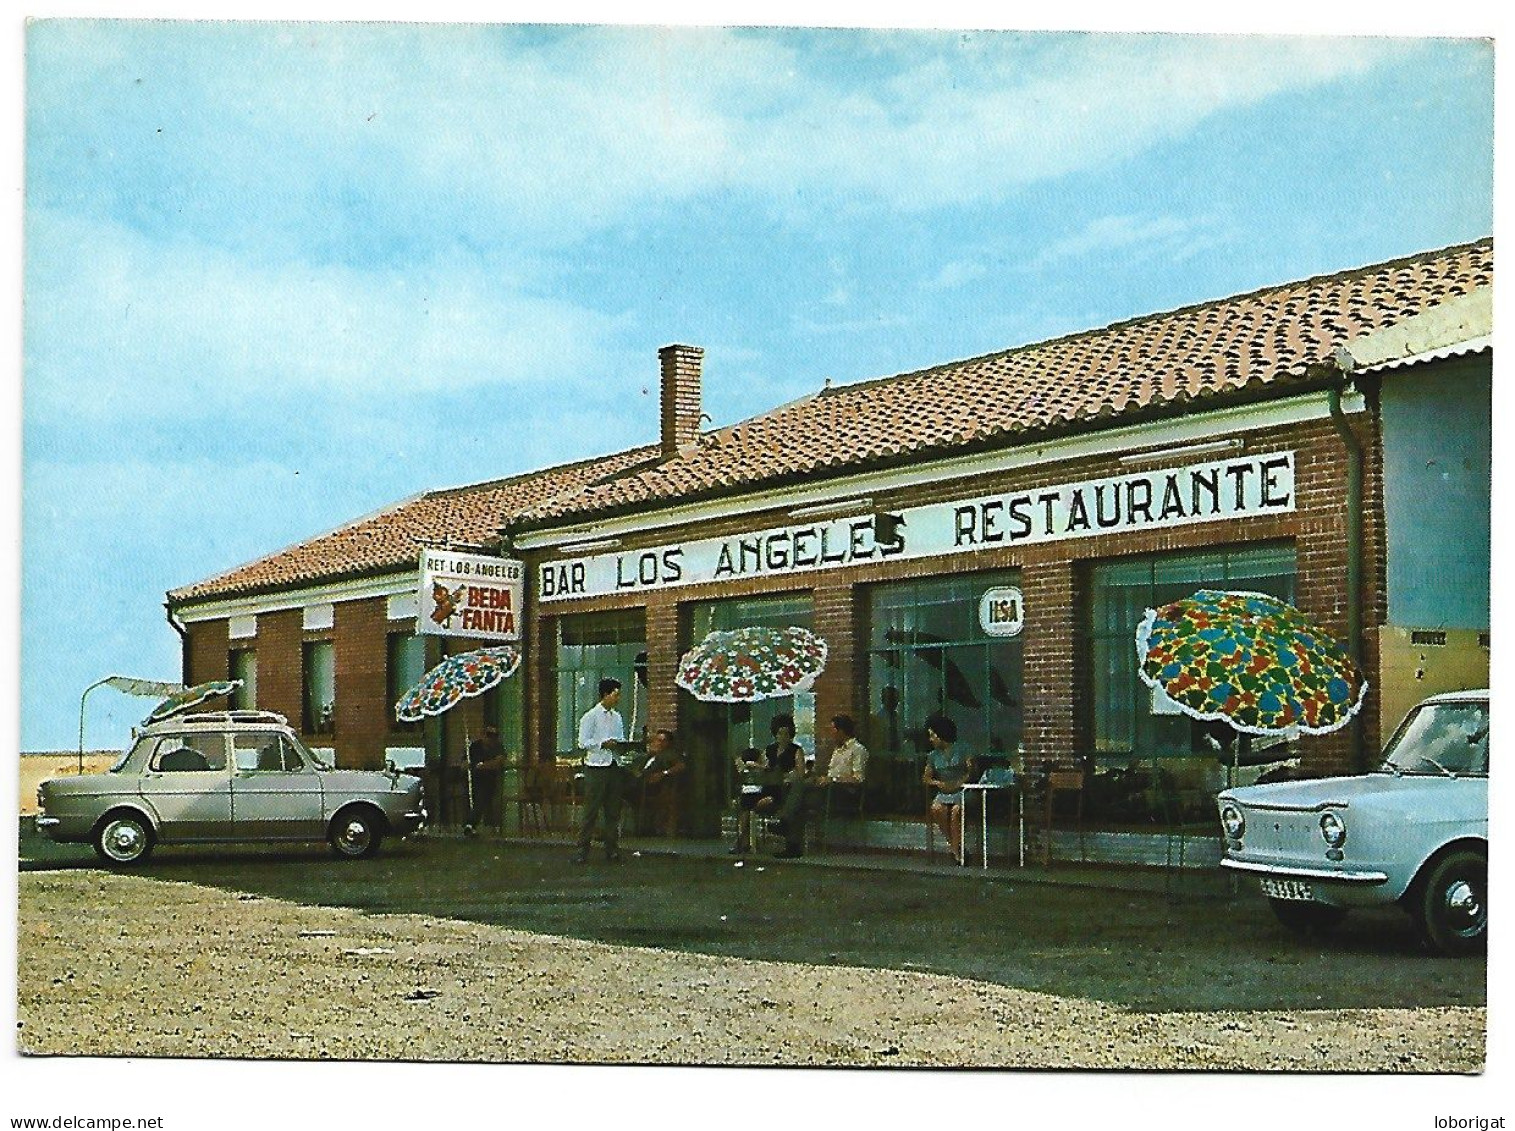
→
(418, 551, 525, 640)
(539, 451, 1296, 602)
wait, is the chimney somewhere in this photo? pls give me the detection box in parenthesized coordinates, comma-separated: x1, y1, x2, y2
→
(659, 343, 704, 458)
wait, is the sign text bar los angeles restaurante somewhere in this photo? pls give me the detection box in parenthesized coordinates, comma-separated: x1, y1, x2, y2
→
(538, 451, 1295, 601)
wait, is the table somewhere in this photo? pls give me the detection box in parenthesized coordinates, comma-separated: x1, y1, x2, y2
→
(960, 782, 1023, 869)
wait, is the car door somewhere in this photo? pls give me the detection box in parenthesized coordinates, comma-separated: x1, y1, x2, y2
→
(139, 732, 234, 841)
(230, 732, 326, 840)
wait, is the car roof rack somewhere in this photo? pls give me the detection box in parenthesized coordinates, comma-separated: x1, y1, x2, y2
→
(172, 710, 290, 726)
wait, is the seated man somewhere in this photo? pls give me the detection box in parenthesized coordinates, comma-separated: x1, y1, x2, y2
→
(772, 715, 869, 859)
(637, 728, 685, 837)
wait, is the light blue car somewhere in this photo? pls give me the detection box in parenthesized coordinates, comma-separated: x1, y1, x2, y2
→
(1217, 689, 1488, 955)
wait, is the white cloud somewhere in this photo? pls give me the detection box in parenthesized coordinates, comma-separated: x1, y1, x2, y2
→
(24, 208, 629, 425)
(922, 259, 989, 291)
(1026, 211, 1233, 269)
(28, 25, 1422, 244)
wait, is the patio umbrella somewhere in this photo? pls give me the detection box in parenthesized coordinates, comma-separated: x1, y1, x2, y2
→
(677, 625, 829, 756)
(394, 645, 522, 817)
(143, 679, 243, 727)
(1135, 589, 1366, 743)
(676, 626, 828, 704)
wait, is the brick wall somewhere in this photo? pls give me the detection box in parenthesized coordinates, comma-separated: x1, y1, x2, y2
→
(333, 597, 388, 769)
(185, 620, 229, 686)
(256, 609, 303, 732)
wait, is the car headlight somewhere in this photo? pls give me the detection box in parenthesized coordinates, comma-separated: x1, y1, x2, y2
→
(1319, 811, 1347, 848)
(1220, 803, 1245, 840)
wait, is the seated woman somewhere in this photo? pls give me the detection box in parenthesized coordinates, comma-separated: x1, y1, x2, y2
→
(730, 746, 769, 856)
(753, 713, 805, 817)
(922, 714, 974, 863)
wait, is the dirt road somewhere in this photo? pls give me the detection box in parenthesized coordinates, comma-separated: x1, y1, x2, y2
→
(16, 843, 1484, 1069)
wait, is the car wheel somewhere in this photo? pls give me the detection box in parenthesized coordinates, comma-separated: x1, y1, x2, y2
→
(329, 807, 384, 859)
(93, 812, 154, 865)
(1413, 849, 1487, 956)
(1268, 898, 1347, 936)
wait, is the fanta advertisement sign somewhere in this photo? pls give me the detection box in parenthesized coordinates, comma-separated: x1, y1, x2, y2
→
(978, 587, 1025, 637)
(418, 551, 525, 641)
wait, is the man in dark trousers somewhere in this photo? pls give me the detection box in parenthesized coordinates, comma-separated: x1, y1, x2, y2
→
(462, 724, 505, 837)
(572, 678, 626, 864)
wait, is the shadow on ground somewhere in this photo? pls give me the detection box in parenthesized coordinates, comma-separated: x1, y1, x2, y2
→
(20, 829, 1483, 1014)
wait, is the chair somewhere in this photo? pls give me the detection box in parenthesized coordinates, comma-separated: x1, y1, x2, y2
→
(500, 762, 547, 836)
(1040, 768, 1087, 865)
(819, 778, 865, 852)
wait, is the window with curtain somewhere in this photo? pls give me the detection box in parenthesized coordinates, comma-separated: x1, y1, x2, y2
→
(386, 633, 426, 732)
(865, 572, 1024, 816)
(302, 640, 335, 735)
(1086, 542, 1296, 761)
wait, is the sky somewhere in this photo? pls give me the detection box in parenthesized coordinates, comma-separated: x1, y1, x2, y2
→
(18, 19, 1494, 752)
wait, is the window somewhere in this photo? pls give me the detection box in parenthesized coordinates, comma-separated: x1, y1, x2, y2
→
(233, 732, 306, 773)
(552, 609, 646, 755)
(230, 648, 257, 710)
(386, 633, 426, 732)
(149, 733, 227, 772)
(302, 640, 336, 734)
(1086, 543, 1295, 761)
(865, 572, 1024, 815)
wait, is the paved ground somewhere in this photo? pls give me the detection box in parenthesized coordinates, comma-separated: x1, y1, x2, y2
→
(16, 826, 1485, 1069)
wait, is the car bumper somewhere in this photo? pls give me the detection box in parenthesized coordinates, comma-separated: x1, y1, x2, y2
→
(1220, 857, 1389, 884)
(395, 807, 427, 837)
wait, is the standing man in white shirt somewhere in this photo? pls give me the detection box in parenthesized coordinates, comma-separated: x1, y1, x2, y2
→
(572, 677, 627, 864)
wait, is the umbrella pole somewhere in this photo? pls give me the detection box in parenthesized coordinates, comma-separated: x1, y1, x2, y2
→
(464, 722, 474, 819)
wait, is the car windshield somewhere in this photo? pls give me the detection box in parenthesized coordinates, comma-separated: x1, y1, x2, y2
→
(1381, 701, 1489, 777)
(109, 740, 146, 773)
(287, 732, 330, 769)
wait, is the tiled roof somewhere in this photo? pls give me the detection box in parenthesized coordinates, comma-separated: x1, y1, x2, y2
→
(168, 445, 659, 604)
(515, 238, 1492, 525)
(173, 238, 1491, 605)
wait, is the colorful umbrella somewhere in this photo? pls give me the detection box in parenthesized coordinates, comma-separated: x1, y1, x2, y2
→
(676, 626, 828, 704)
(1136, 590, 1366, 738)
(394, 645, 522, 722)
(143, 679, 243, 726)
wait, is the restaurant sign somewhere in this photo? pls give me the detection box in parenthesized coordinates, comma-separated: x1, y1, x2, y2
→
(418, 551, 525, 640)
(538, 450, 1294, 603)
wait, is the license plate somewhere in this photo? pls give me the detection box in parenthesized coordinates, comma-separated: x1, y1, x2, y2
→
(1260, 878, 1314, 902)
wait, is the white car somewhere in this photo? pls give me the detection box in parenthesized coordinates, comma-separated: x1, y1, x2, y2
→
(1216, 689, 1488, 955)
(37, 710, 427, 864)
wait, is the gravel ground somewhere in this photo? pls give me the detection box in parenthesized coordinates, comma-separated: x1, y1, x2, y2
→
(17, 870, 1483, 1070)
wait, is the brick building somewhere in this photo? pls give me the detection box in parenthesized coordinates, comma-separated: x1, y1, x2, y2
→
(167, 240, 1493, 840)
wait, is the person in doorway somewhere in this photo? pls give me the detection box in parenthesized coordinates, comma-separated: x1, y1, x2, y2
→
(462, 725, 506, 837)
(638, 728, 686, 838)
(572, 678, 626, 864)
(923, 714, 974, 863)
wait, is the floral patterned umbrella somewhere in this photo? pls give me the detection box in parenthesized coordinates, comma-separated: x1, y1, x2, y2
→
(394, 645, 522, 722)
(676, 626, 828, 703)
(143, 679, 243, 726)
(1136, 590, 1366, 737)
